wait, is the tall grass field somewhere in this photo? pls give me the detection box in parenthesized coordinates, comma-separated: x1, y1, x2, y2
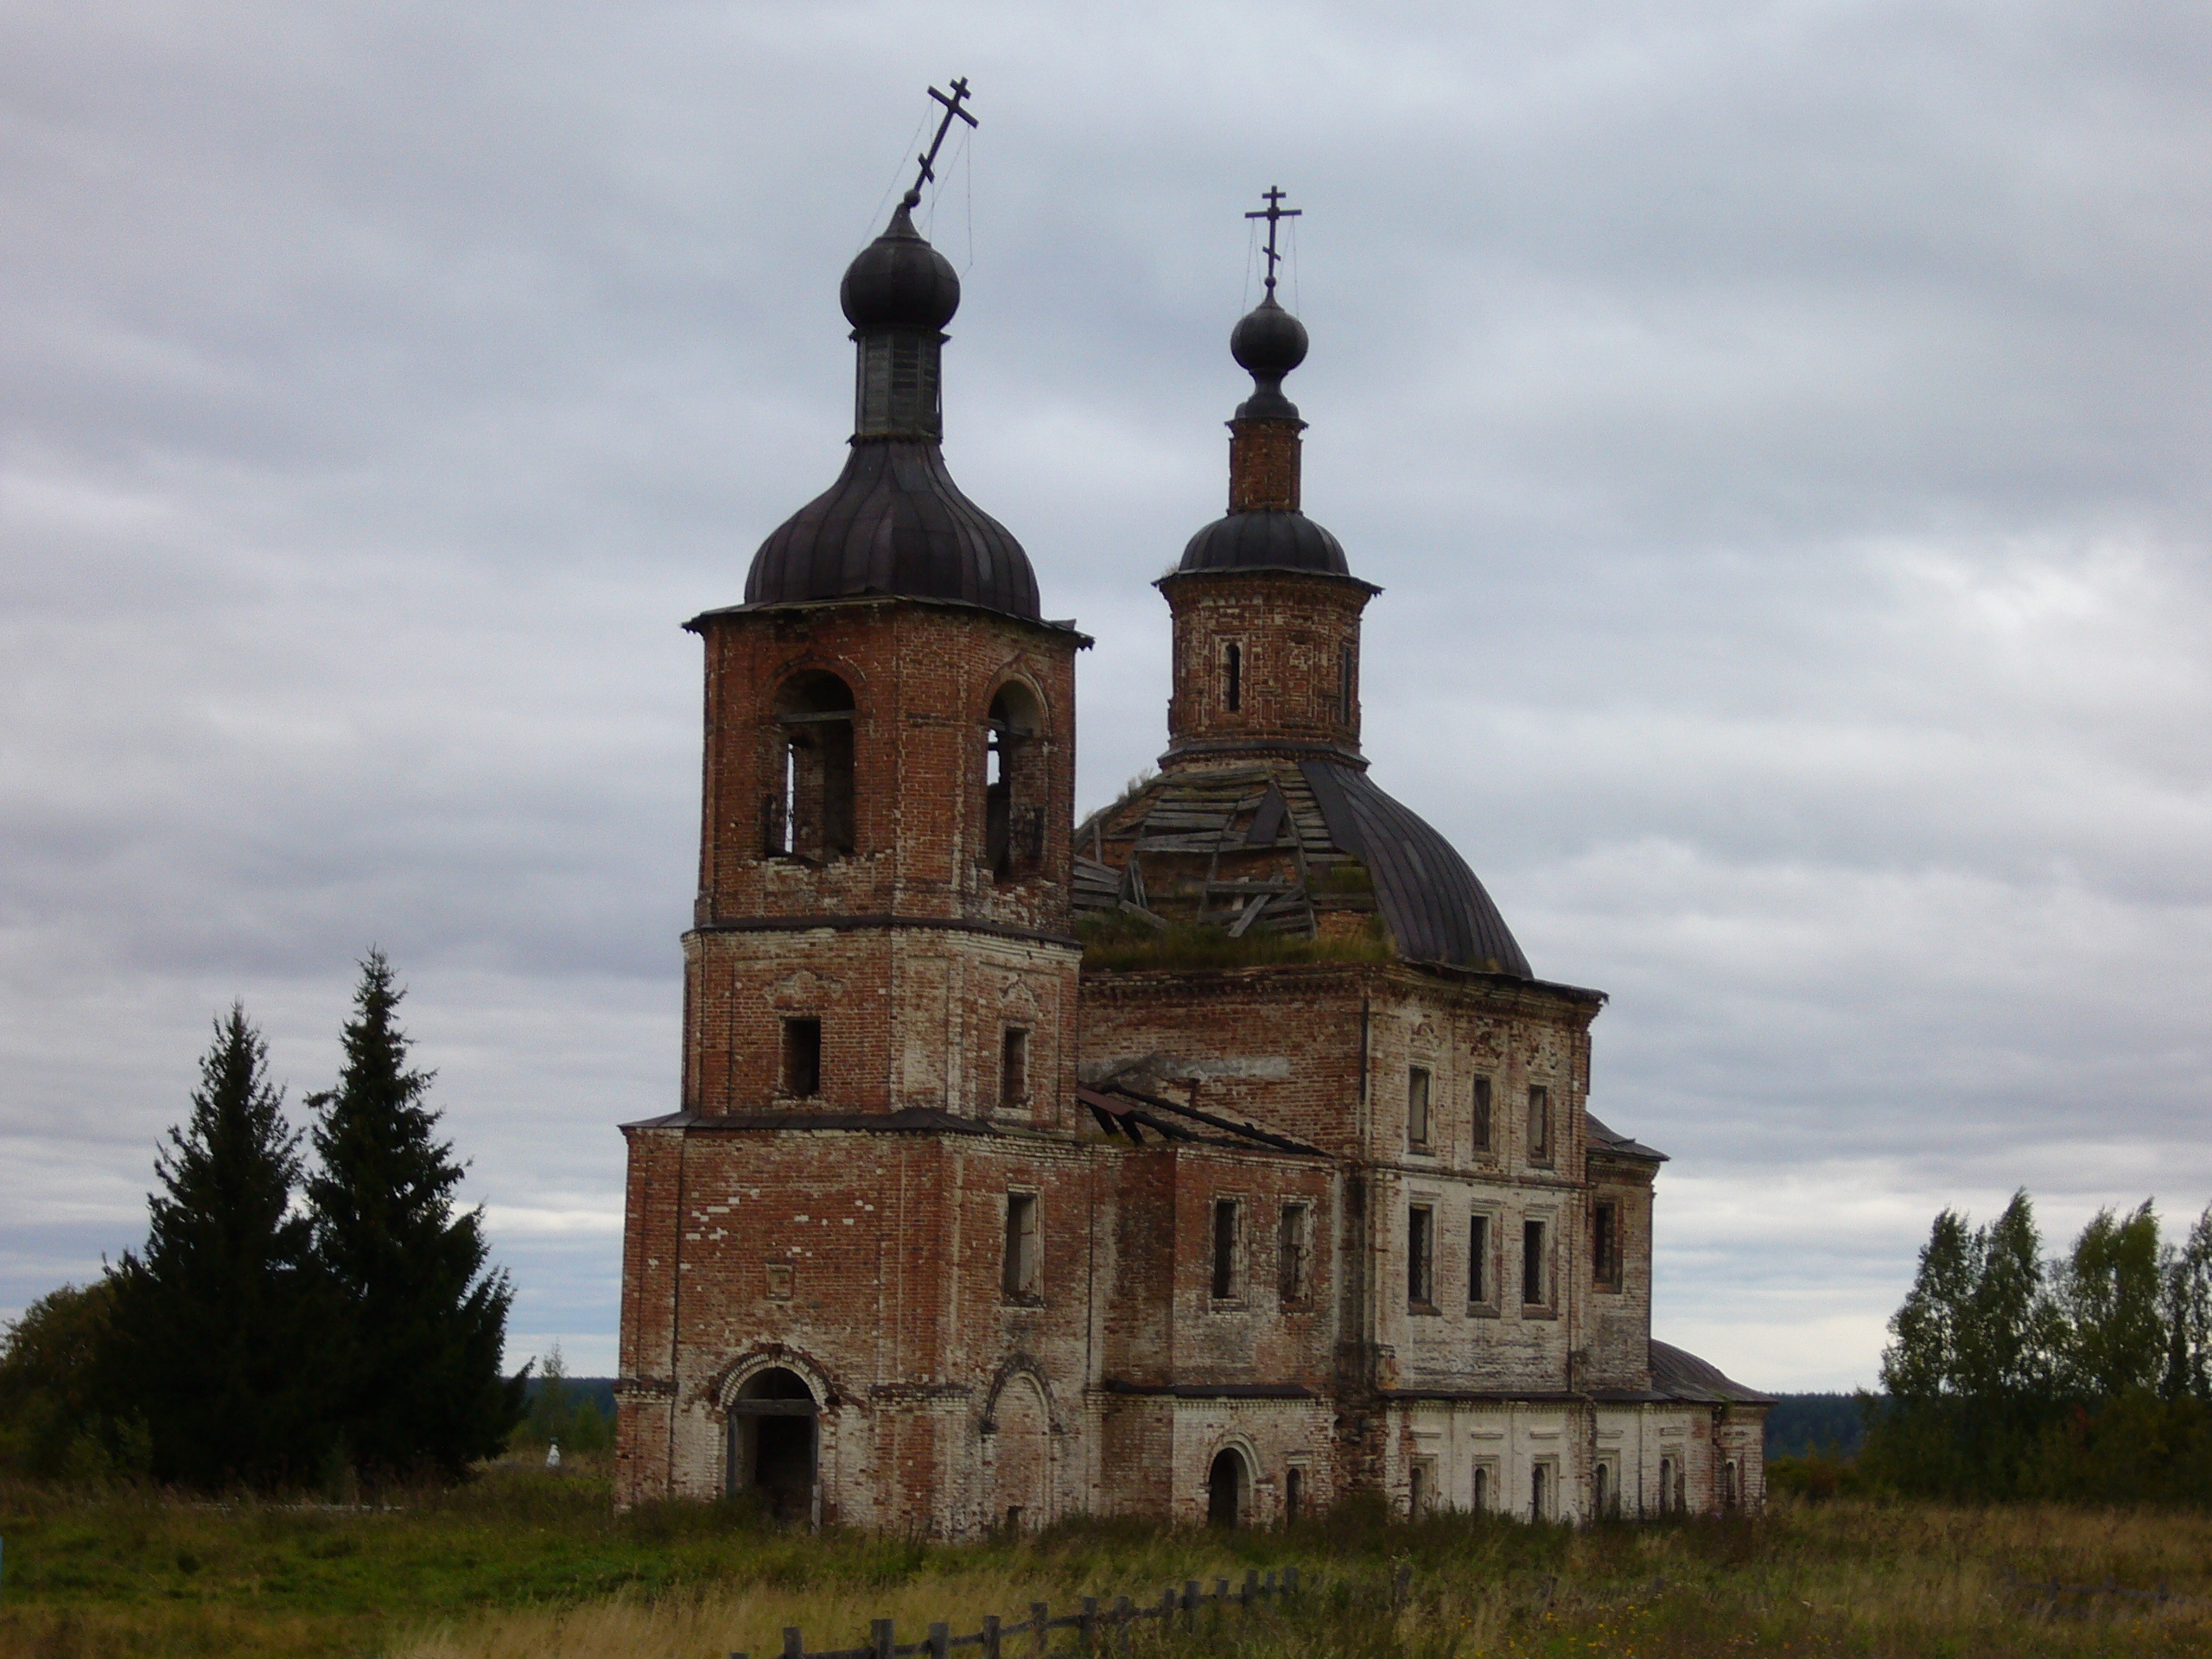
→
(3, 1456, 2208, 1658)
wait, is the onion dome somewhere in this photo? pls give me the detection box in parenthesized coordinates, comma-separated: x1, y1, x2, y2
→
(1179, 510, 1348, 575)
(740, 200, 1043, 622)
(1230, 295, 1307, 420)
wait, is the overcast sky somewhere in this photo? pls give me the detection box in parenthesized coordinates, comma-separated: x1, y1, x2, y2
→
(3, 0, 2207, 1391)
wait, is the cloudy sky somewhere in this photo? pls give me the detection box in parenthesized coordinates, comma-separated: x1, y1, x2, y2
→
(3, 0, 2207, 1391)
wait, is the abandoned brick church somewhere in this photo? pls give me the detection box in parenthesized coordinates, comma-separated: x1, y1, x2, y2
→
(613, 168, 1770, 1530)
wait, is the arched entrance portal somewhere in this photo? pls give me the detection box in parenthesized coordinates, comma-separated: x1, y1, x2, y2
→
(728, 1369, 818, 1522)
(1206, 1448, 1249, 1528)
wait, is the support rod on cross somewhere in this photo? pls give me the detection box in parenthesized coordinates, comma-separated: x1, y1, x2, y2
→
(1245, 186, 1302, 295)
(902, 79, 978, 208)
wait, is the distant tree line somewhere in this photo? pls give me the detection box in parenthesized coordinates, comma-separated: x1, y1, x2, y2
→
(1863, 1191, 2212, 1503)
(0, 952, 525, 1492)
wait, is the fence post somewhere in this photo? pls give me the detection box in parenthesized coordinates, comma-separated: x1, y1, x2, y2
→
(1159, 1587, 1177, 1627)
(1182, 1582, 1198, 1630)
(1264, 1569, 1278, 1600)
(874, 1619, 895, 1659)
(1242, 1570, 1256, 1608)
(784, 1630, 804, 1659)
(1112, 1596, 1131, 1656)
(1032, 1602, 1050, 1659)
(930, 1622, 950, 1659)
(983, 1613, 1001, 1659)
(1080, 1598, 1097, 1655)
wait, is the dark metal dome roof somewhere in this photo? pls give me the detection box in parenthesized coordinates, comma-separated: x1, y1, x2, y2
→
(1300, 760, 1533, 976)
(840, 203, 961, 331)
(1179, 509, 1349, 576)
(744, 440, 1041, 619)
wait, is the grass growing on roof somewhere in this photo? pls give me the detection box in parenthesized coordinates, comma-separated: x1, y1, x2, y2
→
(1075, 912, 1391, 974)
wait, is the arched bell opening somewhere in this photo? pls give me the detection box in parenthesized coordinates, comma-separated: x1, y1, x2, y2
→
(768, 671, 856, 861)
(1206, 1446, 1249, 1529)
(983, 682, 1046, 880)
(727, 1367, 819, 1523)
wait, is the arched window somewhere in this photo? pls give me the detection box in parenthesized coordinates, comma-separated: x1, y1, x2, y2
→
(1724, 1459, 1739, 1510)
(768, 672, 855, 861)
(728, 1368, 818, 1523)
(1206, 1447, 1249, 1528)
(984, 683, 1044, 880)
(1223, 640, 1243, 712)
(1592, 1461, 1610, 1520)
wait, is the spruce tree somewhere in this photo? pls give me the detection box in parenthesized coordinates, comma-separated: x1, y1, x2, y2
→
(307, 951, 524, 1483)
(106, 1004, 327, 1488)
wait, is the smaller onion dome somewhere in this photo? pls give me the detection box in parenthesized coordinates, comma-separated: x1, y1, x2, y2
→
(840, 203, 961, 332)
(1179, 510, 1349, 575)
(1230, 296, 1306, 421)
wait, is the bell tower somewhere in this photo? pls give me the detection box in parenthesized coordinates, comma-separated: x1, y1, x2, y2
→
(1157, 190, 1378, 771)
(677, 137, 1086, 1125)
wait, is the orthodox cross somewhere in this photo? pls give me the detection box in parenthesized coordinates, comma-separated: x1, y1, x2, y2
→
(901, 79, 979, 208)
(1245, 186, 1301, 295)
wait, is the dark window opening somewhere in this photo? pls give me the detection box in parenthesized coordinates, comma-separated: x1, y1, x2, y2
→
(1003, 1192, 1040, 1301)
(1206, 1448, 1246, 1527)
(1522, 1218, 1547, 1306)
(1406, 1066, 1432, 1148)
(1468, 1213, 1490, 1304)
(1278, 1203, 1310, 1303)
(1211, 1198, 1240, 1300)
(1224, 641, 1243, 713)
(1473, 1465, 1489, 1510)
(1658, 1457, 1675, 1514)
(1284, 1465, 1305, 1524)
(1527, 1084, 1551, 1163)
(1593, 1201, 1620, 1288)
(767, 672, 855, 861)
(1338, 642, 1357, 723)
(1408, 1205, 1434, 1306)
(985, 683, 1045, 881)
(999, 1027, 1029, 1111)
(1530, 1462, 1549, 1521)
(782, 1017, 822, 1098)
(1408, 1459, 1432, 1516)
(1471, 1077, 1493, 1153)
(1594, 1463, 1611, 1518)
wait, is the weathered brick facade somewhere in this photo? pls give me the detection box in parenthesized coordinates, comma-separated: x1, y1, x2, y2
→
(614, 188, 1767, 1531)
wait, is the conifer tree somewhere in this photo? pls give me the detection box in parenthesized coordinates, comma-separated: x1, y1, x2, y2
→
(106, 1004, 327, 1488)
(307, 951, 524, 1483)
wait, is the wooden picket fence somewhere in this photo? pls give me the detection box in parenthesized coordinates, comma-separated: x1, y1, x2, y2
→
(732, 1567, 1306, 1659)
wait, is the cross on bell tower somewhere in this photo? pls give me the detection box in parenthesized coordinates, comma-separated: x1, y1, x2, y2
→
(1245, 186, 1301, 295)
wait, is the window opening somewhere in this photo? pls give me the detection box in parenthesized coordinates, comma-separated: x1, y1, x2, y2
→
(1003, 1193, 1040, 1301)
(769, 672, 855, 860)
(1206, 1448, 1246, 1528)
(1658, 1457, 1675, 1514)
(1522, 1218, 1547, 1306)
(1468, 1213, 1490, 1304)
(1408, 1205, 1434, 1306)
(1593, 1201, 1619, 1288)
(1278, 1202, 1310, 1303)
(1530, 1462, 1549, 1522)
(1471, 1077, 1492, 1152)
(1724, 1459, 1739, 1510)
(1472, 1465, 1489, 1511)
(1211, 1198, 1241, 1299)
(1284, 1465, 1305, 1524)
(1408, 1459, 1433, 1516)
(1000, 1028, 1029, 1112)
(985, 683, 1044, 880)
(1224, 641, 1243, 713)
(1406, 1066, 1431, 1149)
(1338, 642, 1356, 722)
(782, 1017, 822, 1098)
(1527, 1084, 1551, 1163)
(1594, 1462, 1611, 1519)
(727, 1368, 818, 1523)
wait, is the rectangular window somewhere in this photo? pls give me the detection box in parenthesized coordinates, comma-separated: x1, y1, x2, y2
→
(1002, 1192, 1040, 1301)
(1408, 1205, 1434, 1306)
(1471, 1077, 1492, 1153)
(1467, 1213, 1490, 1305)
(1278, 1202, 1311, 1303)
(782, 1017, 822, 1097)
(1406, 1066, 1432, 1149)
(1223, 640, 1243, 712)
(999, 1027, 1029, 1111)
(1527, 1084, 1551, 1163)
(1408, 1457, 1434, 1516)
(1522, 1218, 1548, 1306)
(1592, 1201, 1619, 1288)
(1338, 642, 1357, 723)
(1211, 1198, 1241, 1300)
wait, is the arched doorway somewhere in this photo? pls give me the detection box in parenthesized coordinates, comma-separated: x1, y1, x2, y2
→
(1206, 1447, 1249, 1528)
(728, 1368, 818, 1522)
(988, 1376, 1049, 1532)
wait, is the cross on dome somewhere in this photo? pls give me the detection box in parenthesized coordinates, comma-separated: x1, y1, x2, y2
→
(1245, 186, 1301, 294)
(901, 79, 978, 209)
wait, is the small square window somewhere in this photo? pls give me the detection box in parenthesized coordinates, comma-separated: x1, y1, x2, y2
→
(1407, 1066, 1432, 1149)
(782, 1017, 822, 1097)
(1471, 1077, 1493, 1153)
(764, 1262, 793, 1301)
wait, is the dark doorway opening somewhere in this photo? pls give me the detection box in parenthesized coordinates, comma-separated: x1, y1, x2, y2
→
(1206, 1448, 1247, 1528)
(728, 1368, 818, 1523)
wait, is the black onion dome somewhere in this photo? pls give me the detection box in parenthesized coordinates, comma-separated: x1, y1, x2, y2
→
(744, 440, 1040, 620)
(841, 203, 961, 331)
(1179, 510, 1349, 575)
(1300, 760, 1533, 976)
(1230, 296, 1308, 378)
